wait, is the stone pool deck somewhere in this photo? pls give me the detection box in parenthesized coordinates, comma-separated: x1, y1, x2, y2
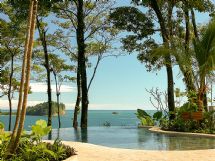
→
(149, 126, 215, 138)
(62, 141, 215, 161)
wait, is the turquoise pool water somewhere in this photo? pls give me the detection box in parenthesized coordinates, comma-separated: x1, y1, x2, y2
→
(46, 127, 215, 150)
(2, 110, 215, 150)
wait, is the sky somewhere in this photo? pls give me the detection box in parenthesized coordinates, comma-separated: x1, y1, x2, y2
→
(0, 0, 214, 110)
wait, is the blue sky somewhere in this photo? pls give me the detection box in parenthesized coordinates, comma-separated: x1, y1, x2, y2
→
(0, 0, 214, 110)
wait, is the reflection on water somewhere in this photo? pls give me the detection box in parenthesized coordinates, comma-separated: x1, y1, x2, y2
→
(73, 128, 81, 141)
(81, 128, 88, 142)
(44, 127, 215, 150)
(48, 131, 52, 140)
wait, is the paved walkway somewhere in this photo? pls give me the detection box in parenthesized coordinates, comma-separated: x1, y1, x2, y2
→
(63, 141, 215, 161)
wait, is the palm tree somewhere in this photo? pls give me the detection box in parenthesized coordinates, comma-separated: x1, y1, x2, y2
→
(193, 20, 215, 111)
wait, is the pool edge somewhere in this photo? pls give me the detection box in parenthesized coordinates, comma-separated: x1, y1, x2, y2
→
(149, 126, 215, 138)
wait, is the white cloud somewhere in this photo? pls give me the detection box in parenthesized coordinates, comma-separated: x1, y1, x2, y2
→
(30, 82, 75, 93)
(0, 100, 43, 109)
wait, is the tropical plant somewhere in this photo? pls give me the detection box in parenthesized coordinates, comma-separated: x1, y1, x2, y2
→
(136, 109, 154, 126)
(0, 120, 76, 160)
(160, 108, 215, 134)
(30, 120, 52, 143)
(193, 20, 215, 111)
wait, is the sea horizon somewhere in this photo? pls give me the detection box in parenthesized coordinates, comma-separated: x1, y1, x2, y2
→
(0, 110, 156, 130)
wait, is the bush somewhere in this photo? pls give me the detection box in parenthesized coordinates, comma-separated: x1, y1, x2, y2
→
(0, 120, 76, 161)
(160, 111, 215, 134)
(136, 109, 164, 126)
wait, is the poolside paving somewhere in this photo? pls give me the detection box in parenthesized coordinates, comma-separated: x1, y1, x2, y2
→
(62, 141, 215, 161)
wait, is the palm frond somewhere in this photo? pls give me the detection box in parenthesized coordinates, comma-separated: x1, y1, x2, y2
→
(194, 20, 215, 77)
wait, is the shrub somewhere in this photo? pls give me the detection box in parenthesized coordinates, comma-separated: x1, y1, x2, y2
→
(160, 111, 215, 134)
(0, 120, 76, 161)
(136, 109, 165, 126)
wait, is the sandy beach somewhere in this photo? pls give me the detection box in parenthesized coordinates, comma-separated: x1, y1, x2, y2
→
(62, 141, 215, 161)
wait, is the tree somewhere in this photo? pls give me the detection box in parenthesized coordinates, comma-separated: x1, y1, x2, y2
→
(7, 0, 38, 155)
(193, 20, 215, 111)
(36, 17, 53, 126)
(53, 0, 115, 128)
(0, 69, 19, 131)
(110, 1, 176, 119)
(49, 54, 75, 128)
(0, 4, 25, 131)
(110, 0, 214, 118)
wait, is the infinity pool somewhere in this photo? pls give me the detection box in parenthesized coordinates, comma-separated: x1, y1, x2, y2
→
(46, 127, 215, 150)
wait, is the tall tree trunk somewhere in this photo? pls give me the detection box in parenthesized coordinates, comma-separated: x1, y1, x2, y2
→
(9, 0, 38, 154)
(191, 8, 198, 39)
(7, 0, 34, 154)
(211, 83, 213, 106)
(8, 94, 12, 131)
(203, 92, 208, 111)
(190, 7, 207, 110)
(166, 58, 175, 119)
(150, 0, 175, 119)
(203, 78, 208, 111)
(73, 68, 81, 128)
(198, 76, 205, 111)
(53, 70, 61, 128)
(56, 94, 61, 127)
(77, 0, 89, 128)
(36, 17, 52, 126)
(8, 54, 14, 131)
(182, 1, 196, 92)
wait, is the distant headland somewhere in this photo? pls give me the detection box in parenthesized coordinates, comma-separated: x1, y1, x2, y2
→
(26, 101, 66, 116)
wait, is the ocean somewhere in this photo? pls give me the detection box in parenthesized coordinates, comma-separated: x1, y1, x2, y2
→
(0, 110, 155, 130)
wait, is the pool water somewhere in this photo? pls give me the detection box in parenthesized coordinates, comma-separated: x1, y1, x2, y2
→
(46, 126, 215, 150)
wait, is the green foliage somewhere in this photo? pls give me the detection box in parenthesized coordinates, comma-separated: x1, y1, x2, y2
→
(136, 109, 154, 126)
(26, 101, 65, 116)
(199, 111, 215, 133)
(160, 90, 202, 131)
(0, 122, 4, 130)
(194, 20, 215, 78)
(160, 111, 215, 134)
(179, 102, 198, 113)
(109, 6, 154, 53)
(0, 128, 10, 143)
(153, 111, 163, 121)
(177, 90, 198, 113)
(136, 109, 151, 118)
(31, 120, 51, 143)
(136, 109, 165, 126)
(140, 116, 154, 126)
(110, 6, 154, 37)
(14, 139, 76, 161)
(0, 120, 76, 160)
